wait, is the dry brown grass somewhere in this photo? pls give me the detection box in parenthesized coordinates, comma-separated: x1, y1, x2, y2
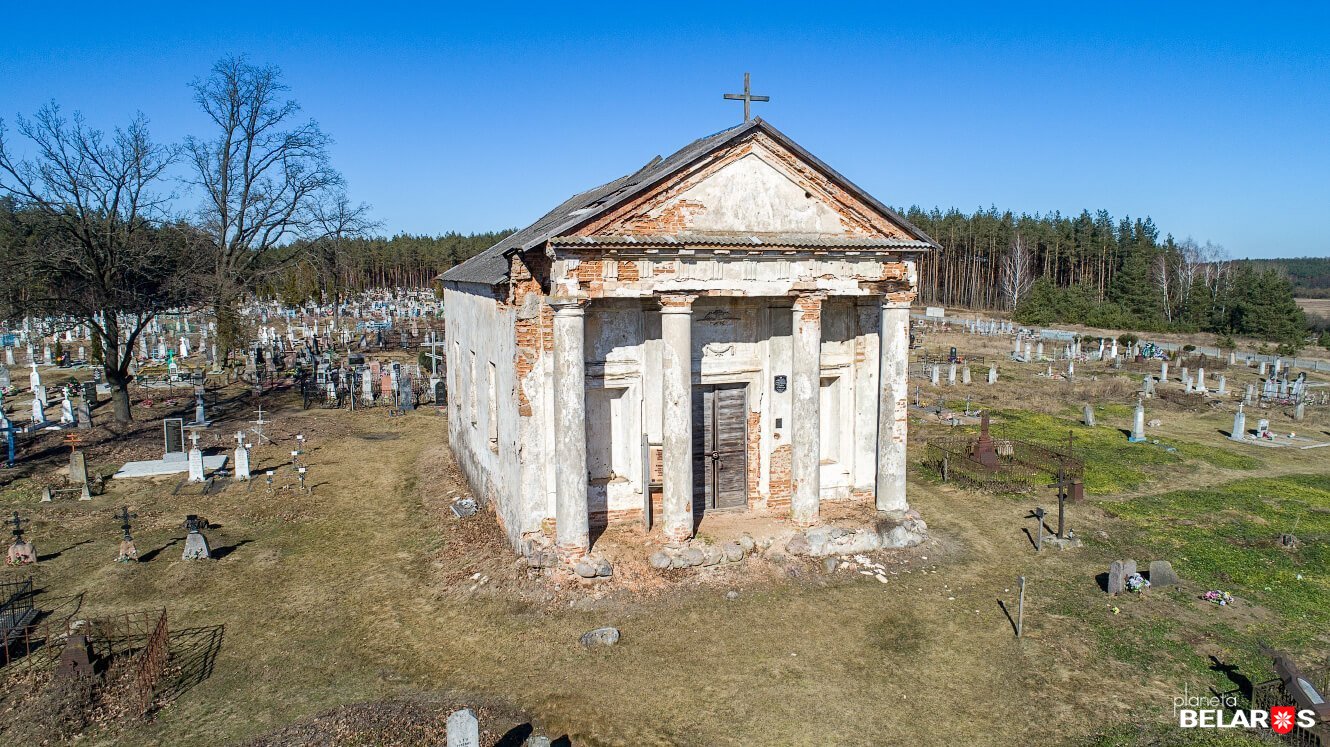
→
(0, 356, 1325, 745)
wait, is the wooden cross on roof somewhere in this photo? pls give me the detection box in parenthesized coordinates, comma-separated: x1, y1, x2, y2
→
(723, 72, 769, 122)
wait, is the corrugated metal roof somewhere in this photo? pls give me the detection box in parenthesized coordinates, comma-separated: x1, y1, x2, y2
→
(438, 119, 938, 287)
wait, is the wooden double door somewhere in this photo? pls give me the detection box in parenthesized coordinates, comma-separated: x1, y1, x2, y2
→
(692, 384, 748, 512)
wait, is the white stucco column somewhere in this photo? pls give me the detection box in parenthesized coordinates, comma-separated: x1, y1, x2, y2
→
(551, 296, 590, 553)
(660, 294, 695, 543)
(876, 298, 912, 514)
(790, 293, 823, 526)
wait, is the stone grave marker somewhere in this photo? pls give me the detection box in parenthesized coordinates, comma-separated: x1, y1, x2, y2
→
(1107, 560, 1126, 594)
(1148, 560, 1179, 587)
(163, 418, 186, 462)
(446, 707, 479, 747)
(187, 432, 205, 482)
(987, 365, 997, 385)
(69, 449, 89, 486)
(181, 515, 211, 560)
(1082, 404, 1096, 427)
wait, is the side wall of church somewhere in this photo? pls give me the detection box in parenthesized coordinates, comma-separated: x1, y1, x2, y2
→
(442, 283, 525, 548)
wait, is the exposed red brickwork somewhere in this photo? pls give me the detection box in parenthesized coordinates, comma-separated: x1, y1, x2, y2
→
(768, 442, 793, 509)
(569, 133, 914, 240)
(590, 507, 645, 528)
(746, 410, 763, 510)
(510, 251, 554, 416)
(658, 293, 696, 309)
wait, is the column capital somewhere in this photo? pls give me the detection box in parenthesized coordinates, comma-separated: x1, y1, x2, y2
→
(658, 294, 697, 314)
(549, 296, 589, 314)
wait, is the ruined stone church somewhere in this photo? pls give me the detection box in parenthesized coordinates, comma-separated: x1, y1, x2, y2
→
(440, 118, 937, 554)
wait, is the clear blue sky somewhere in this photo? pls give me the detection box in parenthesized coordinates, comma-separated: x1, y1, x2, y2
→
(4, 2, 1328, 258)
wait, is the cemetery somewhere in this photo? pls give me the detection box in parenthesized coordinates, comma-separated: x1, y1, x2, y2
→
(0, 285, 1323, 745)
(3, 29, 1330, 745)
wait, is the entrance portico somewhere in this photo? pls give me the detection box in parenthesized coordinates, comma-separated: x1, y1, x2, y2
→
(439, 118, 938, 555)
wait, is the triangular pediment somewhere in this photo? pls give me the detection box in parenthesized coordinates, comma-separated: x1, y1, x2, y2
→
(571, 130, 917, 242)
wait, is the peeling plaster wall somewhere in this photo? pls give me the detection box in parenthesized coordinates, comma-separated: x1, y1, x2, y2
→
(441, 283, 523, 547)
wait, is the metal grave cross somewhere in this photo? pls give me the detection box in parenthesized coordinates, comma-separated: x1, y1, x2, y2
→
(723, 72, 770, 122)
(1049, 465, 1082, 539)
(114, 505, 137, 541)
(8, 511, 28, 540)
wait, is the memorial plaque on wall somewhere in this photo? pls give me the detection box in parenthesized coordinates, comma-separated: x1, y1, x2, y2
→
(774, 375, 788, 393)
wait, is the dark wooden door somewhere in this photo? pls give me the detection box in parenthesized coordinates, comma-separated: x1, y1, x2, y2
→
(693, 384, 748, 512)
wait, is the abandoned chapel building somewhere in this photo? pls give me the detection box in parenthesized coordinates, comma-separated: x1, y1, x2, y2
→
(440, 118, 938, 554)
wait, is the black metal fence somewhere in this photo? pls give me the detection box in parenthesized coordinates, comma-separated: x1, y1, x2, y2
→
(1252, 665, 1330, 746)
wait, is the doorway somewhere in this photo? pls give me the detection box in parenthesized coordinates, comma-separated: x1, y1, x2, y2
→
(692, 384, 748, 513)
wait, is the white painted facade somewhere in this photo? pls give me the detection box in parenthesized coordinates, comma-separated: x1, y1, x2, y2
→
(441, 120, 933, 553)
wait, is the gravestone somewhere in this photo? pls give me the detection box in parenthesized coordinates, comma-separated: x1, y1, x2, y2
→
(1082, 404, 1096, 427)
(947, 362, 957, 386)
(234, 445, 251, 480)
(930, 365, 939, 386)
(1160, 361, 1168, 381)
(1067, 360, 1074, 378)
(187, 433, 205, 482)
(70, 450, 89, 485)
(1148, 560, 1179, 587)
(181, 515, 211, 560)
(987, 365, 997, 385)
(446, 707, 479, 747)
(961, 365, 971, 386)
(76, 398, 91, 429)
(1129, 399, 1146, 442)
(433, 378, 447, 405)
(60, 397, 75, 425)
(1216, 375, 1226, 396)
(163, 418, 186, 462)
(1035, 341, 1044, 359)
(1231, 405, 1246, 442)
(1143, 376, 1155, 397)
(1244, 383, 1254, 404)
(1196, 368, 1207, 392)
(31, 397, 44, 424)
(0, 366, 8, 389)
(1107, 560, 1126, 594)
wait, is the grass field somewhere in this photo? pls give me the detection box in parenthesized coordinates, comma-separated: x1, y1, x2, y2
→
(0, 335, 1327, 745)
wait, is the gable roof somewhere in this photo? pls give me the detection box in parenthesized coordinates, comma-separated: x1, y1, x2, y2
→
(439, 118, 938, 287)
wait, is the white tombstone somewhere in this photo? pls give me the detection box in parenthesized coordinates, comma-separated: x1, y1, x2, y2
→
(1217, 375, 1227, 395)
(1196, 368, 1206, 392)
(234, 445, 251, 480)
(947, 362, 957, 386)
(1231, 405, 1246, 442)
(187, 434, 206, 482)
(987, 366, 997, 385)
(1130, 399, 1146, 442)
(446, 708, 479, 747)
(60, 397, 75, 425)
(1067, 360, 1074, 377)
(31, 397, 44, 424)
(1110, 340, 1118, 359)
(1035, 341, 1044, 360)
(28, 363, 40, 390)
(1160, 361, 1168, 381)
(1258, 361, 1267, 376)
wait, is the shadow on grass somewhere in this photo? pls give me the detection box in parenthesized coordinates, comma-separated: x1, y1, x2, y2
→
(996, 598, 1019, 637)
(210, 539, 252, 560)
(138, 538, 179, 563)
(1209, 655, 1254, 704)
(37, 538, 92, 562)
(156, 623, 225, 709)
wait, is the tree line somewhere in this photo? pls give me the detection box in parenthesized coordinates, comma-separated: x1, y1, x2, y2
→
(901, 206, 1316, 351)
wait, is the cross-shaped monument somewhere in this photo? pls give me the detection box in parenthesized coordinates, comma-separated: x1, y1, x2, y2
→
(114, 505, 137, 541)
(723, 72, 770, 122)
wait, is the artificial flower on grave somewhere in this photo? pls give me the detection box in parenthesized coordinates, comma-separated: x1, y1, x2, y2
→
(1202, 590, 1234, 606)
(1125, 573, 1150, 593)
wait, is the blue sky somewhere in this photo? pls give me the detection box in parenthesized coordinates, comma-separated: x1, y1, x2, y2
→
(3, 2, 1328, 258)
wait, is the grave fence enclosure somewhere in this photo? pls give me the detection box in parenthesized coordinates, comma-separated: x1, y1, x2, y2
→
(925, 434, 1085, 492)
(1251, 663, 1330, 746)
(916, 350, 988, 367)
(0, 578, 38, 666)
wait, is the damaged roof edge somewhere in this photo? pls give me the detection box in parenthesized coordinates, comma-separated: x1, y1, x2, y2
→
(438, 119, 938, 288)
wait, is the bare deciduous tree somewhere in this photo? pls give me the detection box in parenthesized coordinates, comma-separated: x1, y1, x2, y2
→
(1000, 235, 1035, 310)
(0, 105, 195, 422)
(185, 56, 368, 365)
